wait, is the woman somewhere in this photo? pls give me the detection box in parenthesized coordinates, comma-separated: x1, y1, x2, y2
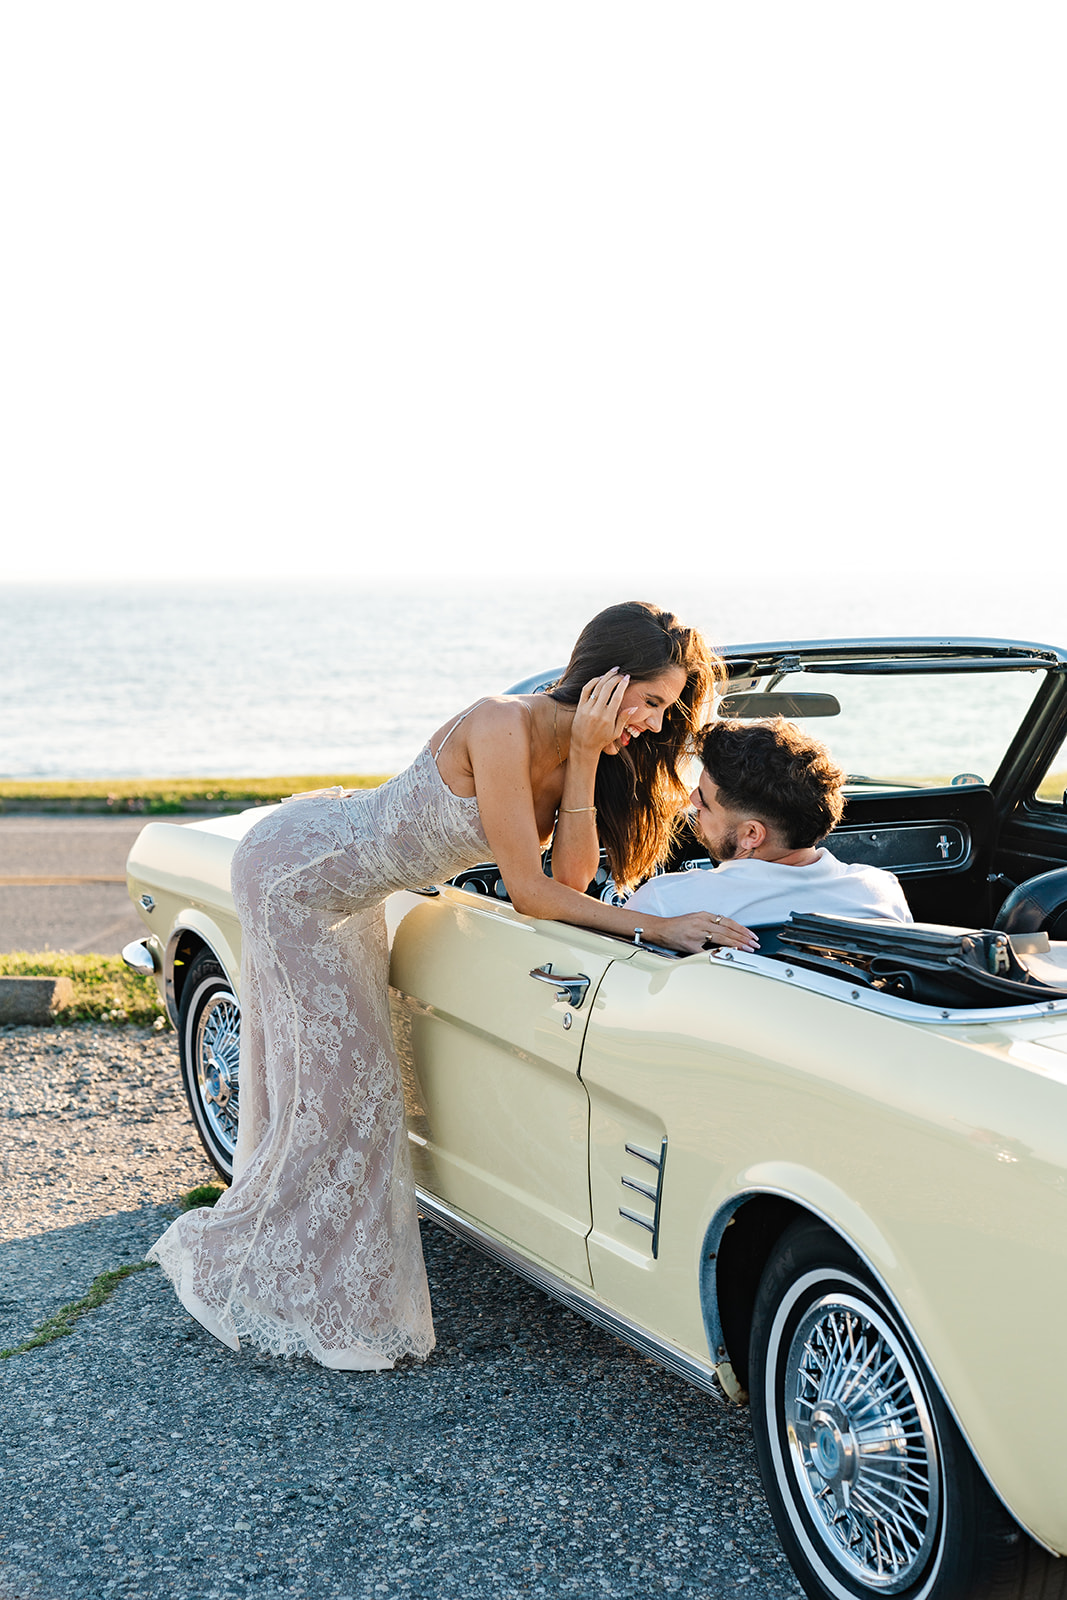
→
(148, 601, 753, 1369)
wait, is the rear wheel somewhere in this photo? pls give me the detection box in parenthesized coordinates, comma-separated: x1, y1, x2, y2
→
(178, 951, 240, 1181)
(748, 1219, 1057, 1600)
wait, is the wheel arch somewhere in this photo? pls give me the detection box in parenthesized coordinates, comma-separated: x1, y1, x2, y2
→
(700, 1191, 807, 1401)
(165, 914, 239, 1026)
(699, 1183, 1051, 1556)
(700, 1167, 908, 1400)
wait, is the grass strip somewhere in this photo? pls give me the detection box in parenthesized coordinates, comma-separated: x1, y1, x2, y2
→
(2, 770, 1063, 810)
(0, 774, 391, 814)
(179, 1184, 226, 1211)
(0, 1262, 152, 1358)
(0, 950, 169, 1027)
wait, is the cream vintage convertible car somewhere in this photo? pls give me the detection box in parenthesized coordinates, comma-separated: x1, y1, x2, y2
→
(124, 637, 1067, 1600)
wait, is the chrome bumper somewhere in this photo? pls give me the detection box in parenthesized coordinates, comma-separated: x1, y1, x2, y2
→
(121, 939, 158, 977)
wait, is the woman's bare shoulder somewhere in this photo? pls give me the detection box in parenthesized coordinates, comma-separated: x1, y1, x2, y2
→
(472, 694, 532, 723)
(464, 696, 534, 744)
(431, 695, 531, 754)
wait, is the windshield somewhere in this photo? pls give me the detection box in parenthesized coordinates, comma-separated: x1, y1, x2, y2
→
(722, 666, 1047, 791)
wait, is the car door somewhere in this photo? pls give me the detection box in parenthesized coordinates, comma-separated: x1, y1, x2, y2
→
(578, 945, 721, 1360)
(388, 887, 617, 1286)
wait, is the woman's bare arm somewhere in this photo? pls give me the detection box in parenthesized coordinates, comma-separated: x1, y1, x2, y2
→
(548, 673, 635, 891)
(466, 703, 757, 954)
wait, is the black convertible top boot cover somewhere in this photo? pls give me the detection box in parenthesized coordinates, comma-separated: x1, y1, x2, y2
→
(777, 912, 1067, 1005)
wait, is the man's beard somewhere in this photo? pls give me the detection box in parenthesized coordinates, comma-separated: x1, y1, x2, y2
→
(701, 821, 743, 863)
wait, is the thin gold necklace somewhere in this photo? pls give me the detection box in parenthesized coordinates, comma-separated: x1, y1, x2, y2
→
(553, 701, 564, 768)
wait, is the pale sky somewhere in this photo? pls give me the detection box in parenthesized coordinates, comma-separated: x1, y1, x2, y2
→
(2, 3, 1065, 588)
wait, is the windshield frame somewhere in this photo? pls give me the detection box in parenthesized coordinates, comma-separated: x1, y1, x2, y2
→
(719, 637, 1067, 814)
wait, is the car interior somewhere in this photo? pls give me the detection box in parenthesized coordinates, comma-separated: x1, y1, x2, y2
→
(447, 826, 1067, 1009)
(454, 648, 1067, 1010)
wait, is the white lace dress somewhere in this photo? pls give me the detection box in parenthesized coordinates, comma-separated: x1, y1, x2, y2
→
(147, 730, 489, 1369)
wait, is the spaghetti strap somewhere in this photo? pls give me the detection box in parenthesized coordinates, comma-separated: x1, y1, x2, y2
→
(432, 698, 493, 765)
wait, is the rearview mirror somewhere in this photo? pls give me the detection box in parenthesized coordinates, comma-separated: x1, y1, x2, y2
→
(717, 691, 841, 718)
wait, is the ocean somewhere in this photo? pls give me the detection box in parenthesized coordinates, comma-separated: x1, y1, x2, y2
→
(0, 577, 1058, 781)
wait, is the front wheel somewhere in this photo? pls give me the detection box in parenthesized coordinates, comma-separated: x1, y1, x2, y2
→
(749, 1219, 1051, 1600)
(178, 950, 240, 1181)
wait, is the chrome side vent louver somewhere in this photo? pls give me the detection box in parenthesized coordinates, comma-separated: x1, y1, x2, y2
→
(619, 1137, 668, 1259)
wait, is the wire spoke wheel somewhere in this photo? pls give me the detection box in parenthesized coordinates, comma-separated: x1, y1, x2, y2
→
(178, 951, 241, 1179)
(781, 1287, 939, 1592)
(193, 988, 241, 1157)
(747, 1219, 1053, 1600)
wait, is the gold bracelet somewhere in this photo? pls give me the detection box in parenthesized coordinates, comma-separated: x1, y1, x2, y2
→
(560, 806, 596, 814)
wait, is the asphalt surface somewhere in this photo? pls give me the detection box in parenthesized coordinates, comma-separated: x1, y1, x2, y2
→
(0, 1023, 804, 1600)
(0, 817, 161, 954)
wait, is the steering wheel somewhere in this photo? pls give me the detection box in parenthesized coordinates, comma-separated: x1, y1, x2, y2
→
(993, 867, 1067, 941)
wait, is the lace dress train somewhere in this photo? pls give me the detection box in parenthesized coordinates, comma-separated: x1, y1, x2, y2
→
(147, 739, 488, 1368)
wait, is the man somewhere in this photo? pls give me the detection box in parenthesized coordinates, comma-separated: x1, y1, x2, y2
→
(626, 718, 912, 943)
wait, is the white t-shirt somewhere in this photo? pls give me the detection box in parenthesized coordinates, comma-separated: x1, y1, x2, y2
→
(626, 849, 913, 926)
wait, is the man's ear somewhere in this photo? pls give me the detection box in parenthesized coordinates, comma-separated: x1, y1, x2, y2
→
(739, 818, 767, 853)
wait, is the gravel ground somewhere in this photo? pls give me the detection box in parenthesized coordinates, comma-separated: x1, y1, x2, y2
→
(0, 1024, 802, 1600)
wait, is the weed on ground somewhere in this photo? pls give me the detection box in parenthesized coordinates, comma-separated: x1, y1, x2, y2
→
(0, 951, 170, 1027)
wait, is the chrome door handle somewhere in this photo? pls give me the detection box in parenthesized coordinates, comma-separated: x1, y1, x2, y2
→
(528, 964, 591, 1008)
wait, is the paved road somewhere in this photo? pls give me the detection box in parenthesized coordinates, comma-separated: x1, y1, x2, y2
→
(0, 817, 167, 954)
(0, 1023, 803, 1600)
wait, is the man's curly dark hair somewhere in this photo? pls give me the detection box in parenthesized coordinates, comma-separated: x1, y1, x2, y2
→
(698, 718, 846, 849)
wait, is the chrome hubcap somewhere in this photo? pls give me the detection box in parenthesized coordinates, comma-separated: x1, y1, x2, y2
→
(194, 991, 240, 1155)
(809, 1399, 859, 1511)
(784, 1290, 940, 1591)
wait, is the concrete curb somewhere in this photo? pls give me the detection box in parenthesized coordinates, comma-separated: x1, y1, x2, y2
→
(0, 976, 75, 1025)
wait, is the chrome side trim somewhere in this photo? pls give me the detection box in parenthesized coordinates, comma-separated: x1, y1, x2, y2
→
(619, 1137, 668, 1258)
(619, 1206, 655, 1236)
(415, 1185, 723, 1404)
(708, 947, 1067, 1024)
(621, 1176, 657, 1203)
(626, 1141, 665, 1169)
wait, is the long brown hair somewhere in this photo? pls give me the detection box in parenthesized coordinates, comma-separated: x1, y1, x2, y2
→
(549, 601, 723, 888)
